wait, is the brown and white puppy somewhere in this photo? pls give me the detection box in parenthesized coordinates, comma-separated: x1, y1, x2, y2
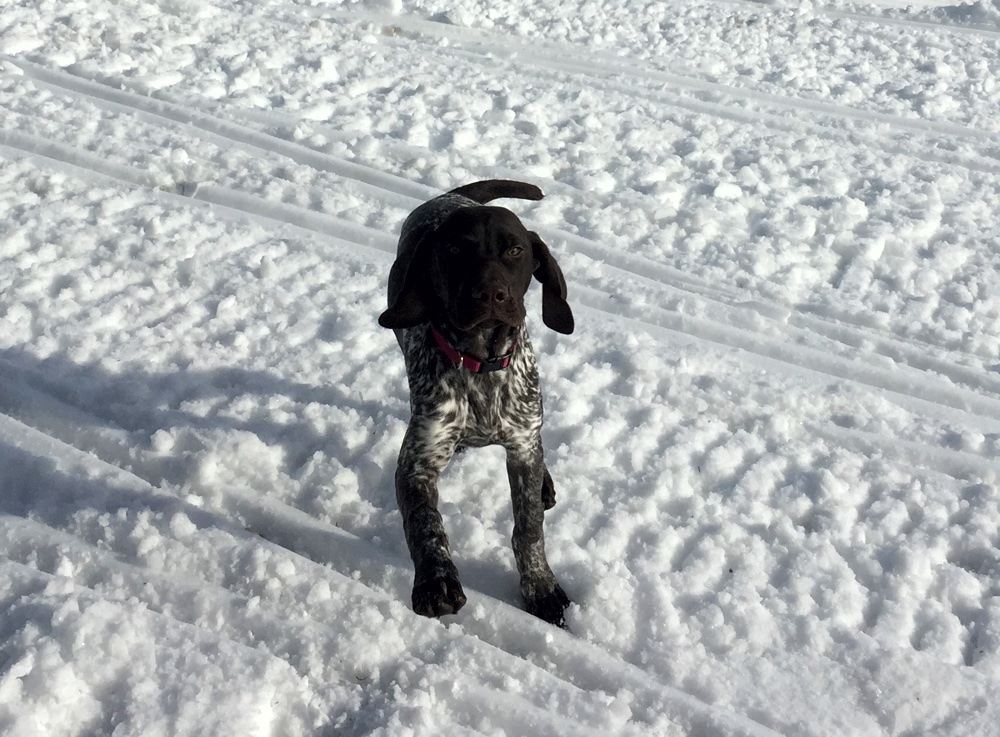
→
(379, 179, 574, 626)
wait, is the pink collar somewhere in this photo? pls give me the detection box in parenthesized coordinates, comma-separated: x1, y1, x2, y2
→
(431, 327, 517, 373)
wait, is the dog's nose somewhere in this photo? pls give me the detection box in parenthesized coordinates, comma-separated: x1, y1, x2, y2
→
(474, 286, 509, 304)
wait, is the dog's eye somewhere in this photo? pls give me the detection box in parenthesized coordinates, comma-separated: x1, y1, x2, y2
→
(506, 246, 524, 258)
(447, 245, 461, 255)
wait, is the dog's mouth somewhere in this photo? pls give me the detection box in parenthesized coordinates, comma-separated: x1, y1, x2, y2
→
(450, 301, 525, 333)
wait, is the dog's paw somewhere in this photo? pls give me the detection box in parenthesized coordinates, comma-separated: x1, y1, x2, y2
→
(524, 582, 571, 627)
(412, 566, 467, 618)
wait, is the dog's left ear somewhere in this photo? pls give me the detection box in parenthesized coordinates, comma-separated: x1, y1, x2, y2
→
(530, 233, 574, 334)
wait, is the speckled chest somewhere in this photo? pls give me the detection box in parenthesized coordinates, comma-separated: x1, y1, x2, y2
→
(402, 325, 543, 450)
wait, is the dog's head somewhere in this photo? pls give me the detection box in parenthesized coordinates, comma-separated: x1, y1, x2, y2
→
(379, 204, 574, 335)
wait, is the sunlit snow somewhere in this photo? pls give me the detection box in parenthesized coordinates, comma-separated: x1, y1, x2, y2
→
(3, 0, 1000, 735)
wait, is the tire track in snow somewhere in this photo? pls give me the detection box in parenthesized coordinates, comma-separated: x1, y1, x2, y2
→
(708, 0, 1000, 41)
(9, 8, 1000, 380)
(52, 21, 985, 385)
(0, 537, 628, 737)
(373, 29, 1000, 189)
(0, 131, 398, 258)
(16, 138, 1000, 473)
(6, 59, 1000, 464)
(181, 85, 1000, 381)
(0, 130, 160, 189)
(330, 8, 1000, 148)
(1, 56, 417, 259)
(812, 423, 999, 484)
(2, 158, 992, 737)
(8, 115, 1000, 458)
(6, 57, 749, 311)
(1, 529, 654, 736)
(556, 225, 1000, 402)
(0, 402, 786, 737)
(821, 6, 1000, 40)
(8, 67, 998, 407)
(1, 54, 436, 207)
(175, 81, 1000, 378)
(0, 412, 650, 737)
(5, 4, 1000, 733)
(0, 134, 397, 340)
(217, 484, 790, 737)
(5, 365, 990, 736)
(10, 53, 1000, 388)
(576, 284, 1000, 434)
(0, 70, 742, 304)
(3, 289, 993, 730)
(574, 291, 1000, 481)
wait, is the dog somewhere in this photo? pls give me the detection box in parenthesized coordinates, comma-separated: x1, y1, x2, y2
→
(379, 179, 574, 626)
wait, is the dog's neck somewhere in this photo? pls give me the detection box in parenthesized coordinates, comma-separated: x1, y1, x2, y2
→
(433, 321, 521, 361)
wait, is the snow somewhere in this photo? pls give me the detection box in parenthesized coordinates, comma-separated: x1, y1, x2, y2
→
(2, 0, 1000, 734)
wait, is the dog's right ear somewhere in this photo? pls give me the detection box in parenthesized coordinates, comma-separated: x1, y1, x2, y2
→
(379, 236, 432, 330)
(530, 233, 575, 335)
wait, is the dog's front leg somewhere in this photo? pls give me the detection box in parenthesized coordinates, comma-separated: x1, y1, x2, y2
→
(396, 416, 466, 617)
(507, 439, 570, 626)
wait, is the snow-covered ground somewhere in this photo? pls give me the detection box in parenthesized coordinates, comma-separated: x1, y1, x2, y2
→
(3, 0, 1000, 734)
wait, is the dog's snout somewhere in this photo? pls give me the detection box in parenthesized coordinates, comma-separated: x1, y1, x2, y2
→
(473, 285, 509, 304)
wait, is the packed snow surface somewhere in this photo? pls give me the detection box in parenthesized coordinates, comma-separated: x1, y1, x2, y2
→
(4, 0, 1000, 734)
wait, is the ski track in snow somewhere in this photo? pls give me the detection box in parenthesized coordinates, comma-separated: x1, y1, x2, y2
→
(346, 7, 1000, 144)
(3, 0, 1000, 735)
(8, 55, 1000, 418)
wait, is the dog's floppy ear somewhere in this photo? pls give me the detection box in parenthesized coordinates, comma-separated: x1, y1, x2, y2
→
(379, 235, 432, 330)
(530, 233, 574, 334)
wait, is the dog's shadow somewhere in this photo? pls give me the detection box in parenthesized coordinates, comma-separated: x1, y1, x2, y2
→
(0, 346, 529, 610)
(1, 346, 394, 475)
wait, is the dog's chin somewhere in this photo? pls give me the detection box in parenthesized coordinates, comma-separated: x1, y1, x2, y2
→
(451, 310, 523, 333)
